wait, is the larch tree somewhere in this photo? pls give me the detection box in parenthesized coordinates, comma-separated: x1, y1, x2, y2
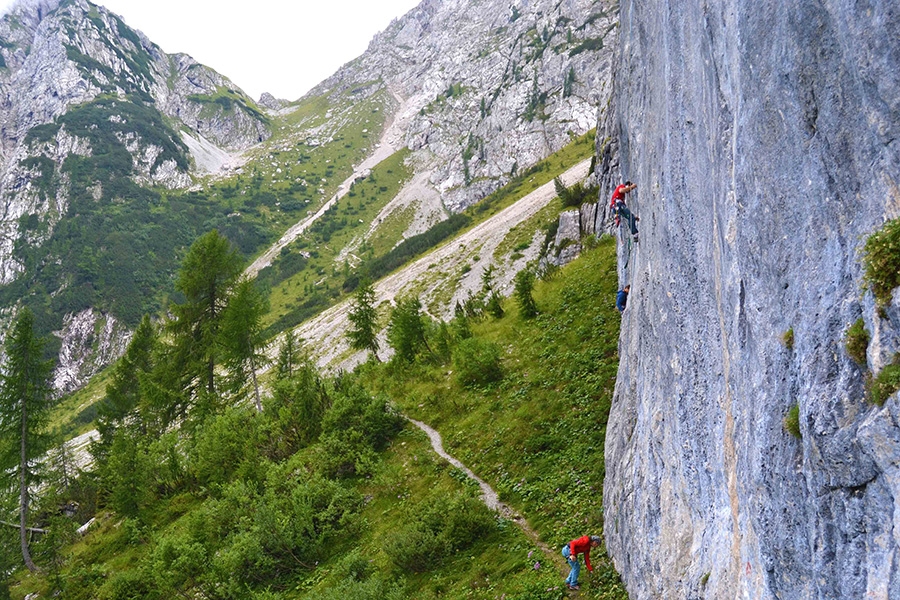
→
(168, 230, 243, 417)
(347, 278, 380, 361)
(0, 308, 54, 572)
(221, 277, 270, 411)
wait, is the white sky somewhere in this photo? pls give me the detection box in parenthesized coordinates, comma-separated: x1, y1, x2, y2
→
(0, 0, 422, 100)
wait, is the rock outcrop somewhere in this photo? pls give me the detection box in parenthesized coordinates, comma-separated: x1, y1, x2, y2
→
(600, 1, 900, 598)
(311, 0, 616, 212)
(0, 0, 270, 391)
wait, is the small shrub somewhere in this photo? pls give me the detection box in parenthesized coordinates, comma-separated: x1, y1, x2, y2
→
(863, 217, 900, 306)
(453, 337, 503, 387)
(782, 327, 794, 351)
(845, 318, 870, 367)
(868, 357, 900, 406)
(514, 268, 538, 318)
(784, 404, 801, 439)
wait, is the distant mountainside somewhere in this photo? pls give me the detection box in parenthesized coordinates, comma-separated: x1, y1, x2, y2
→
(0, 0, 271, 392)
(0, 0, 615, 394)
(311, 0, 614, 211)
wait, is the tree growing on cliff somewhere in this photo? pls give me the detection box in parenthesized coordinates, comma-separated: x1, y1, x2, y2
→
(0, 308, 54, 572)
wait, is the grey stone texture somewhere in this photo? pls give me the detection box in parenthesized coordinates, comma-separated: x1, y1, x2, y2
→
(601, 1, 900, 599)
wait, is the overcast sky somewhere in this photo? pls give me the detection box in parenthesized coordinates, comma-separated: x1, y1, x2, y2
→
(0, 0, 422, 100)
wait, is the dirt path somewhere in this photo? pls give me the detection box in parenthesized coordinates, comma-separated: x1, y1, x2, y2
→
(405, 416, 566, 577)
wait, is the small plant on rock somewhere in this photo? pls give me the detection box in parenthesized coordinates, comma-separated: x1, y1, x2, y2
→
(868, 355, 900, 407)
(845, 318, 870, 367)
(783, 404, 801, 439)
(782, 327, 795, 351)
(863, 217, 900, 307)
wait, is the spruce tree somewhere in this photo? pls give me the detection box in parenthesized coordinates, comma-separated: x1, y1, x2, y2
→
(387, 296, 430, 363)
(0, 308, 54, 572)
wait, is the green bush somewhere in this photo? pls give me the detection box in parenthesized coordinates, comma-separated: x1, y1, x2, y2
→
(863, 217, 900, 306)
(452, 337, 503, 387)
(869, 358, 900, 406)
(846, 318, 870, 367)
(782, 327, 794, 351)
(783, 404, 801, 439)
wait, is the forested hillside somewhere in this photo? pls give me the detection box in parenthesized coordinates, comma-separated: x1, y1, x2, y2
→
(3, 236, 626, 600)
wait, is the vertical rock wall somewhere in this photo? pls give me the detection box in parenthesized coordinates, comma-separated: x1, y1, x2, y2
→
(602, 1, 900, 598)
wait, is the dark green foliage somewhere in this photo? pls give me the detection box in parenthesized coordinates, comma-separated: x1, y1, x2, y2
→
(452, 337, 503, 387)
(187, 408, 262, 489)
(319, 380, 404, 477)
(347, 214, 471, 288)
(0, 308, 54, 571)
(168, 230, 244, 407)
(220, 278, 270, 409)
(863, 217, 900, 306)
(102, 430, 154, 519)
(783, 404, 801, 439)
(347, 279, 380, 361)
(514, 268, 539, 318)
(869, 356, 900, 406)
(262, 363, 331, 460)
(554, 176, 599, 208)
(569, 36, 604, 56)
(846, 318, 869, 367)
(383, 492, 496, 573)
(387, 296, 431, 363)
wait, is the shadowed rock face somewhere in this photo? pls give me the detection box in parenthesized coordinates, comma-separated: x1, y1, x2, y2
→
(601, 1, 900, 598)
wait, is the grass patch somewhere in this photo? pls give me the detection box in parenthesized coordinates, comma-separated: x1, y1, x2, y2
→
(783, 404, 801, 439)
(869, 356, 900, 406)
(863, 217, 900, 307)
(845, 318, 869, 368)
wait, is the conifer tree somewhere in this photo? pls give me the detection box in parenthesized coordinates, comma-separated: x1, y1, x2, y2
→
(276, 330, 303, 380)
(0, 308, 53, 572)
(168, 230, 243, 415)
(387, 296, 430, 363)
(347, 278, 380, 361)
(221, 278, 270, 411)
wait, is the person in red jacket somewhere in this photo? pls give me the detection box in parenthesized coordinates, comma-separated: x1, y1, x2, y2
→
(561, 534, 601, 590)
(610, 181, 639, 241)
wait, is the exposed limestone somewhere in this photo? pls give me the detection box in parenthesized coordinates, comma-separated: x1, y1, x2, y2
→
(600, 1, 900, 598)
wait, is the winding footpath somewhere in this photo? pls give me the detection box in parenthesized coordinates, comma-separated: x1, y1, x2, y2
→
(404, 416, 567, 578)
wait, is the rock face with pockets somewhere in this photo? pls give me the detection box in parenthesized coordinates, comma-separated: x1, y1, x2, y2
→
(599, 1, 900, 598)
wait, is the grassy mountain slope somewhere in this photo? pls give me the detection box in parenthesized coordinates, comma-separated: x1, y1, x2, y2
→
(7, 238, 626, 600)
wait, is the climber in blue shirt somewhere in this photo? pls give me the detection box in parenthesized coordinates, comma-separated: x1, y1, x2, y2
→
(616, 285, 630, 312)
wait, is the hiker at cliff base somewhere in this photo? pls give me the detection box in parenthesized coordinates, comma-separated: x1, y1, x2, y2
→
(616, 285, 630, 312)
(610, 181, 639, 241)
(561, 534, 601, 590)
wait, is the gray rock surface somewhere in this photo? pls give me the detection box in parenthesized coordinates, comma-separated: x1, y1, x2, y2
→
(311, 0, 616, 212)
(600, 1, 900, 598)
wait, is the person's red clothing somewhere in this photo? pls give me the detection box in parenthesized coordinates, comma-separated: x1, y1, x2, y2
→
(568, 535, 595, 572)
(610, 184, 628, 207)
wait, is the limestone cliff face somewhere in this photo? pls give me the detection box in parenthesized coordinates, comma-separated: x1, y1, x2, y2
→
(601, 1, 900, 598)
(312, 0, 616, 211)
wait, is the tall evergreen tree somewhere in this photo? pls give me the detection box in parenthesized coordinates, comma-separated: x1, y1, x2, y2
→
(168, 230, 243, 415)
(347, 278, 380, 361)
(276, 330, 303, 381)
(387, 296, 431, 363)
(0, 308, 54, 572)
(221, 278, 270, 411)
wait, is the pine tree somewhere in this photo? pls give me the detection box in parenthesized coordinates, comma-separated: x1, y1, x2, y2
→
(276, 330, 303, 380)
(0, 308, 54, 572)
(514, 268, 539, 319)
(347, 278, 380, 361)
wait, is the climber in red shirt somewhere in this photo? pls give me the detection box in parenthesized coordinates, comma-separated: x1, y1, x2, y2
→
(610, 181, 639, 242)
(561, 534, 601, 590)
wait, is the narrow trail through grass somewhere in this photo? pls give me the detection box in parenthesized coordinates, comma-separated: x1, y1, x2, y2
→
(406, 416, 568, 579)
